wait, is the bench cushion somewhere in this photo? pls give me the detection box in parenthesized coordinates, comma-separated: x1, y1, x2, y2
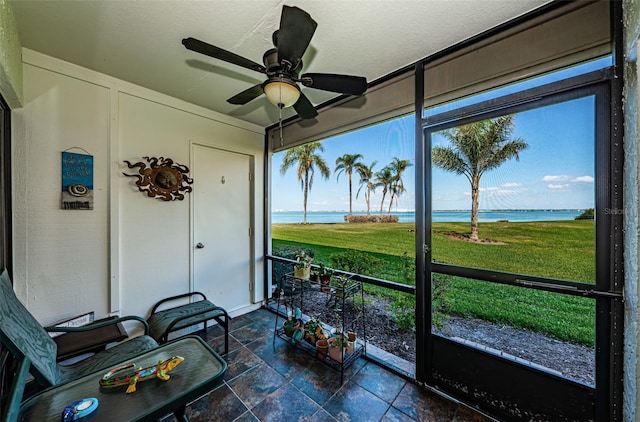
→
(148, 300, 226, 341)
(57, 335, 159, 383)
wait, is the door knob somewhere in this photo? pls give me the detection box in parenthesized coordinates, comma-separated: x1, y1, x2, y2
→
(196, 242, 205, 249)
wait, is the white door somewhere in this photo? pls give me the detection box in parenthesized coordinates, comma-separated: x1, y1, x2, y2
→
(193, 144, 253, 313)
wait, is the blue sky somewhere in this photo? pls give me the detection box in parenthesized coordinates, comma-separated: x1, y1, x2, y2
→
(272, 61, 605, 213)
(272, 116, 416, 212)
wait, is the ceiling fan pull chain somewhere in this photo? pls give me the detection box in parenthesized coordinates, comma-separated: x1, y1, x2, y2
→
(279, 105, 284, 148)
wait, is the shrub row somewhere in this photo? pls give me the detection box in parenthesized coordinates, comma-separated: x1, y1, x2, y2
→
(344, 214, 399, 223)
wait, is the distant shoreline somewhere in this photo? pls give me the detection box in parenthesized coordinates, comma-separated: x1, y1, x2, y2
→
(272, 209, 586, 224)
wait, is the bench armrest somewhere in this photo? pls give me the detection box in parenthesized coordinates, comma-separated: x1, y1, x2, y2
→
(149, 292, 207, 316)
(45, 315, 150, 336)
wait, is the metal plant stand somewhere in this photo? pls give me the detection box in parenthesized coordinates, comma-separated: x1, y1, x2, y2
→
(273, 273, 366, 382)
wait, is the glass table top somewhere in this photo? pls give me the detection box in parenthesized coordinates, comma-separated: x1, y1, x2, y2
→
(20, 336, 226, 422)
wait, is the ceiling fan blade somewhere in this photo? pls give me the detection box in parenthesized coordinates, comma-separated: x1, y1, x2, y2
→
(227, 84, 264, 105)
(300, 73, 368, 96)
(276, 6, 317, 69)
(293, 92, 318, 119)
(182, 37, 266, 74)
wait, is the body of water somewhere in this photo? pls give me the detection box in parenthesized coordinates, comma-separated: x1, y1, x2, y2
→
(271, 210, 585, 224)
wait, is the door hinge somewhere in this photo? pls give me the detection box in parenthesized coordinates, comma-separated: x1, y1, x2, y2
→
(249, 172, 253, 182)
(249, 227, 253, 237)
(423, 244, 430, 254)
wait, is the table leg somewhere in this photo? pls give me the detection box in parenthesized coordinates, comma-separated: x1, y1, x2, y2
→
(173, 404, 188, 422)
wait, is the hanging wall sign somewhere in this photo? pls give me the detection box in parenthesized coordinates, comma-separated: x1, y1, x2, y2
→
(61, 151, 94, 210)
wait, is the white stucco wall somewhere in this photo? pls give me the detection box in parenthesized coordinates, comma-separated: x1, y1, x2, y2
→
(0, 0, 22, 107)
(12, 49, 265, 325)
(623, 1, 640, 420)
(117, 92, 266, 318)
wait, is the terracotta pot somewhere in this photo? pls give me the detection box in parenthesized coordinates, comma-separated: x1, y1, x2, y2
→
(347, 331, 357, 342)
(315, 339, 329, 360)
(328, 337, 344, 363)
(320, 275, 331, 292)
(346, 340, 356, 355)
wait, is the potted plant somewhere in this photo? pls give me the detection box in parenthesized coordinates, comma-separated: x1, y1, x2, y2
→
(303, 317, 327, 346)
(332, 275, 357, 298)
(328, 336, 347, 363)
(283, 317, 301, 337)
(310, 269, 319, 283)
(317, 264, 334, 292)
(294, 251, 313, 280)
(346, 331, 357, 354)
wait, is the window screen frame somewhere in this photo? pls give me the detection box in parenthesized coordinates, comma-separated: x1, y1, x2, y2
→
(417, 69, 621, 421)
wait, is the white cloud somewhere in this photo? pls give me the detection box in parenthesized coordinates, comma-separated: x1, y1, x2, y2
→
(543, 175, 594, 183)
(547, 184, 571, 190)
(543, 175, 571, 182)
(502, 182, 521, 187)
(466, 186, 527, 196)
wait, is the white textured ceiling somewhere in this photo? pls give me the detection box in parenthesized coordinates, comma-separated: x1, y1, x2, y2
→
(11, 0, 551, 128)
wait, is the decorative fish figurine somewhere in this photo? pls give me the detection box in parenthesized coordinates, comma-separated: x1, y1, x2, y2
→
(99, 355, 184, 394)
(61, 397, 98, 421)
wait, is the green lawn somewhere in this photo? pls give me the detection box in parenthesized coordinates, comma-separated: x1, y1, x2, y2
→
(272, 220, 596, 346)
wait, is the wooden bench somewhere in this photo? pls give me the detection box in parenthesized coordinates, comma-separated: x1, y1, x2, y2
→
(147, 292, 229, 355)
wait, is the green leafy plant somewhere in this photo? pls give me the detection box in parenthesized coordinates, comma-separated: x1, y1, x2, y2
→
(272, 245, 315, 260)
(387, 252, 451, 330)
(304, 317, 324, 333)
(388, 292, 415, 330)
(328, 335, 347, 348)
(295, 250, 313, 268)
(317, 263, 335, 277)
(272, 246, 315, 291)
(329, 249, 384, 276)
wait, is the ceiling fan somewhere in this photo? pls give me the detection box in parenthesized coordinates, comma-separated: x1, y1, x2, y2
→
(182, 5, 368, 120)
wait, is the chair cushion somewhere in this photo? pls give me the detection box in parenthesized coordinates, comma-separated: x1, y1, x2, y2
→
(58, 335, 159, 383)
(148, 300, 226, 341)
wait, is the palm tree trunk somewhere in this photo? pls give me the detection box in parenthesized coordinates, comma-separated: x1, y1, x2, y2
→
(348, 171, 353, 214)
(470, 175, 480, 241)
(365, 188, 370, 215)
(379, 189, 387, 213)
(303, 170, 310, 224)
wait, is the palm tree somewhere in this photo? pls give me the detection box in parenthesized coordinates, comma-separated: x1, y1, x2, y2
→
(335, 153, 364, 214)
(387, 158, 412, 213)
(280, 142, 331, 224)
(356, 161, 377, 215)
(432, 115, 528, 241)
(374, 166, 394, 214)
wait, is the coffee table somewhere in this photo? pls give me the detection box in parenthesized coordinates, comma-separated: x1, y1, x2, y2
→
(19, 336, 226, 421)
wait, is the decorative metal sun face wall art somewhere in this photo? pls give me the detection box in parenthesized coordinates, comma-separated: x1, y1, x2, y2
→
(123, 156, 193, 201)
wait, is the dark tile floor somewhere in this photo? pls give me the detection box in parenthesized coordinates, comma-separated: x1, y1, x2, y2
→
(169, 308, 495, 422)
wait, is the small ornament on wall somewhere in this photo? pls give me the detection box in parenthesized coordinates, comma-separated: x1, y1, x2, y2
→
(123, 156, 193, 201)
(61, 148, 94, 210)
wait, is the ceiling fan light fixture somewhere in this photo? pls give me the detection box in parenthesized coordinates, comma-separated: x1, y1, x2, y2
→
(263, 78, 300, 108)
